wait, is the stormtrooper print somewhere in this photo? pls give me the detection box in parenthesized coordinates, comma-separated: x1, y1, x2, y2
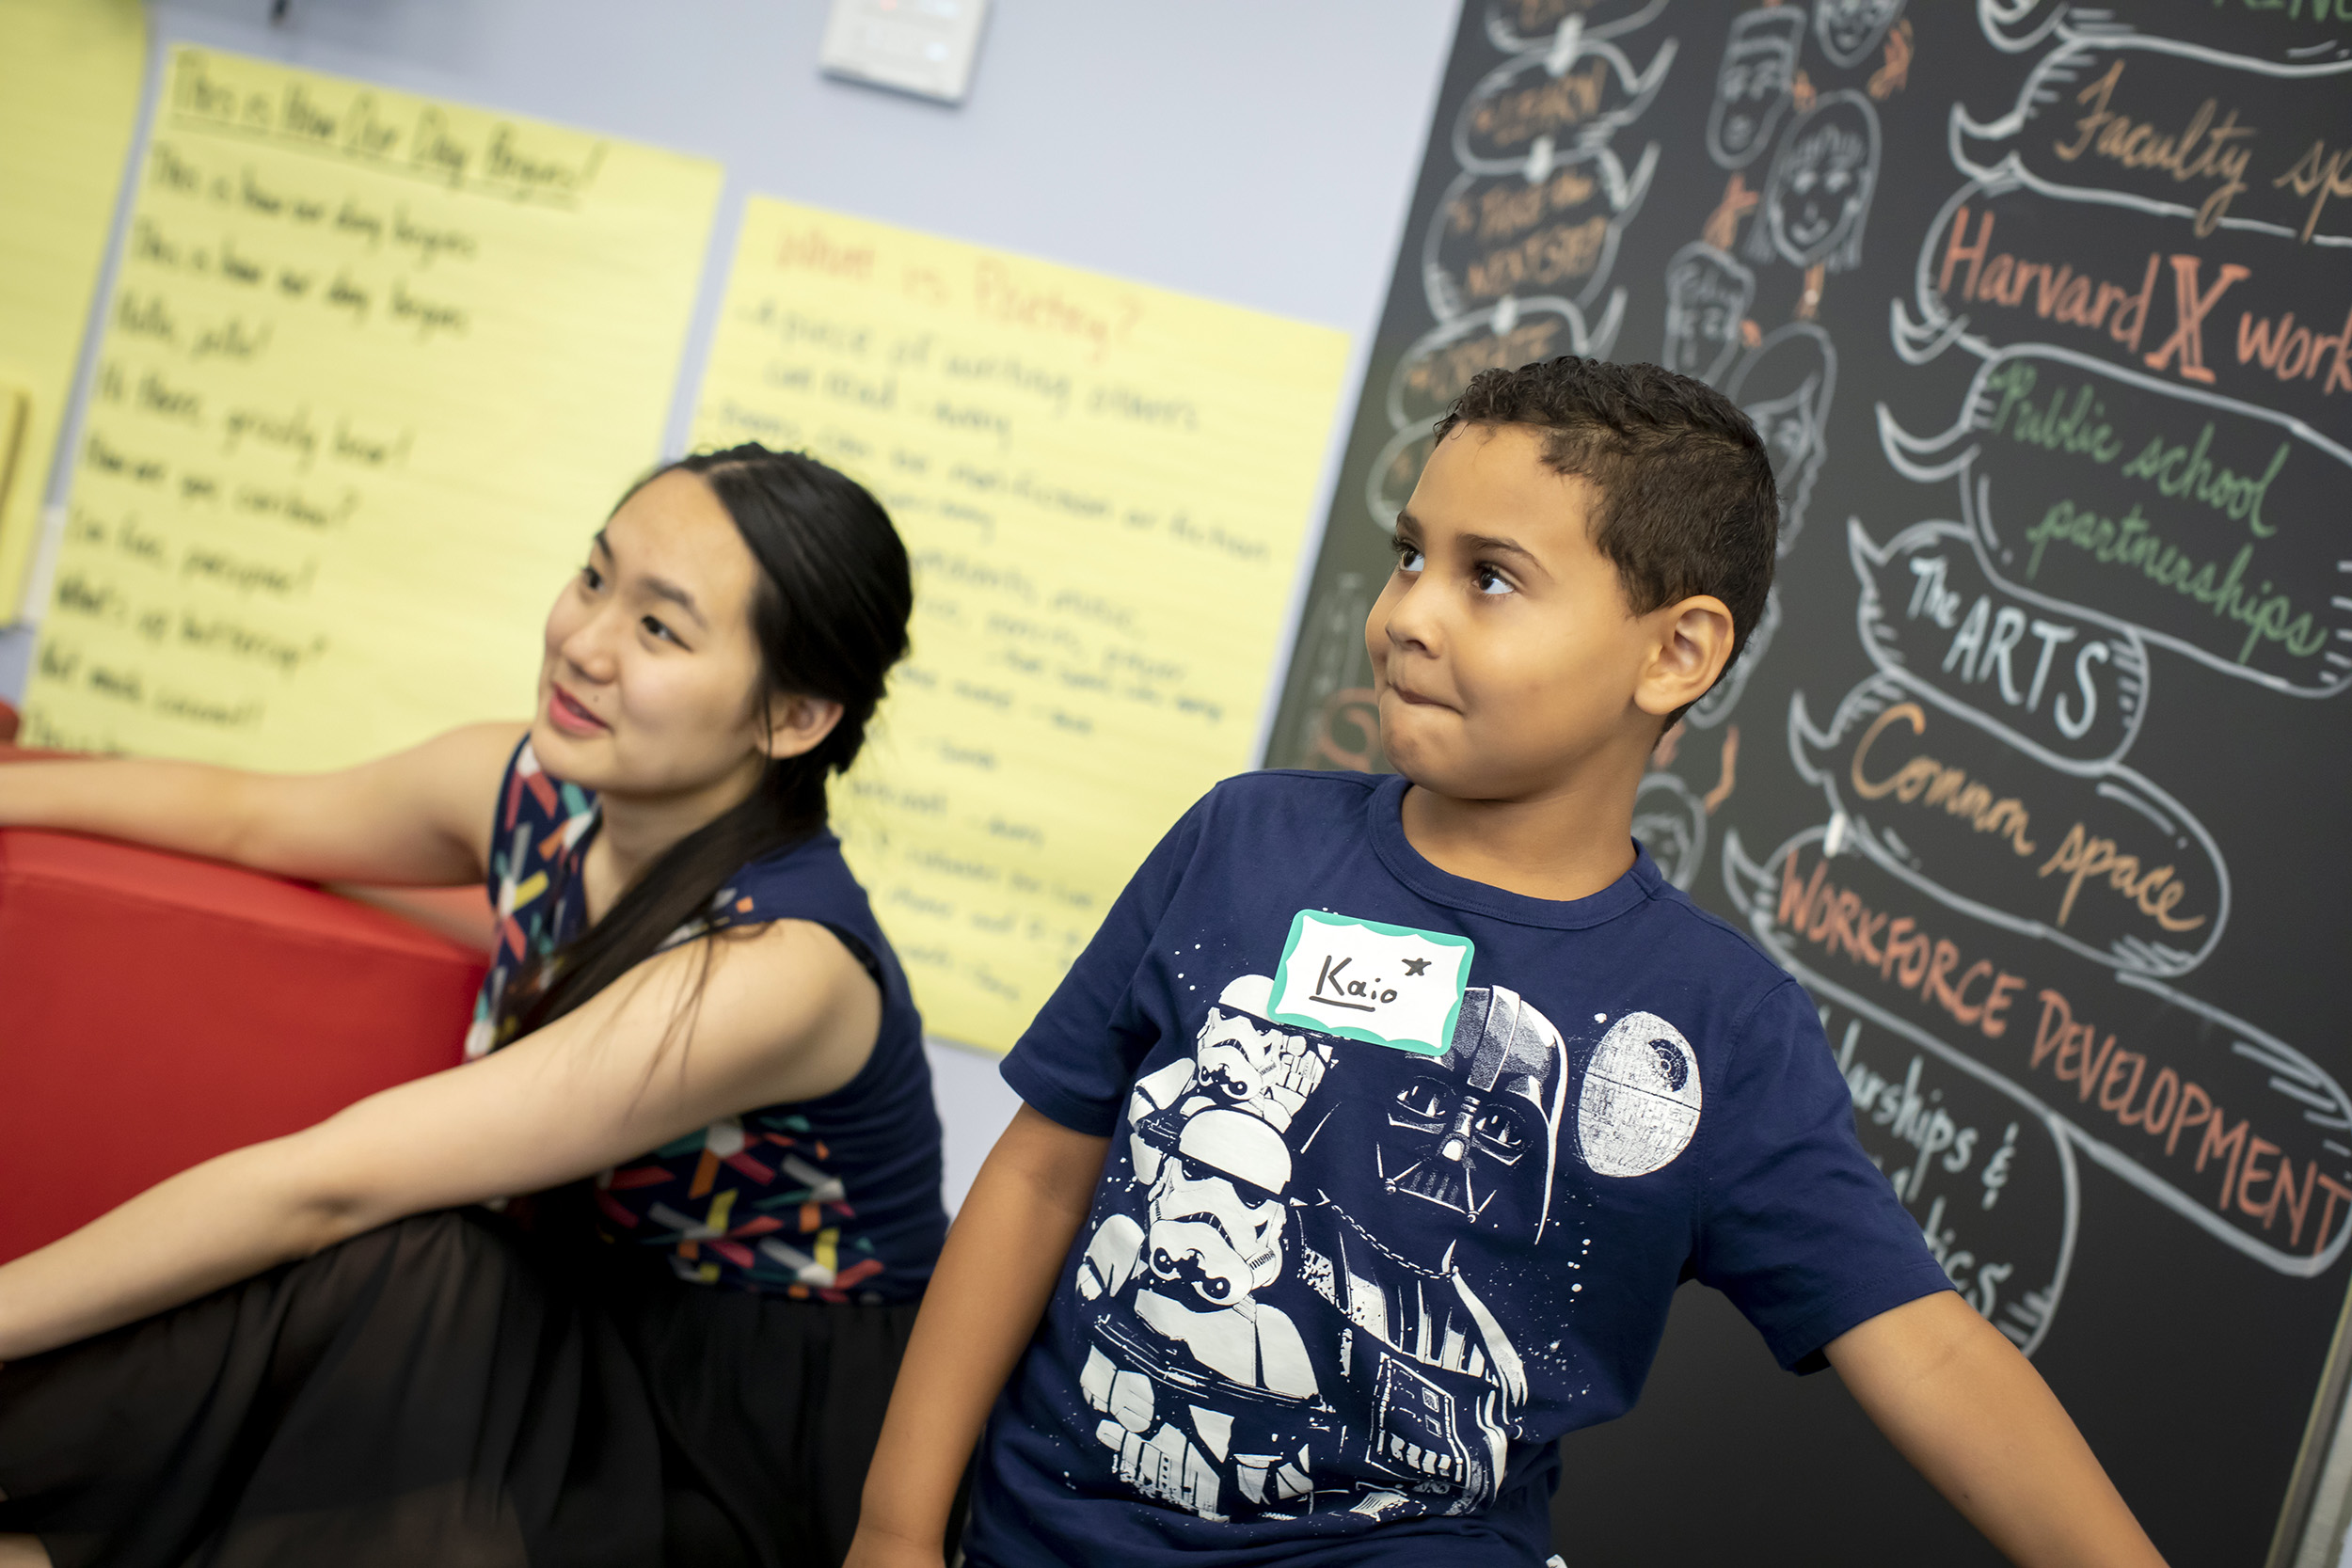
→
(1067, 955, 1704, 1526)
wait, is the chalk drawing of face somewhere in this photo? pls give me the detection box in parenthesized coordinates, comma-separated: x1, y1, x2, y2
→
(1751, 92, 1881, 273)
(1725, 323, 1835, 555)
(1814, 0, 1905, 70)
(1661, 242, 1755, 386)
(1706, 8, 1805, 170)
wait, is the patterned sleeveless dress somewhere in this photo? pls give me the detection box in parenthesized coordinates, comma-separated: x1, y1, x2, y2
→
(0, 738, 952, 1568)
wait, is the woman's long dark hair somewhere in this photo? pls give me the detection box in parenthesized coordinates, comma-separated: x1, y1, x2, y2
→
(502, 444, 911, 1037)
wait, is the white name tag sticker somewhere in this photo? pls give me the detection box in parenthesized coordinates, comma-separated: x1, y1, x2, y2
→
(1267, 910, 1474, 1056)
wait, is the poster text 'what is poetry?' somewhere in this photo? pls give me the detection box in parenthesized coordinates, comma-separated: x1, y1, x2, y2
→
(691, 198, 1352, 1051)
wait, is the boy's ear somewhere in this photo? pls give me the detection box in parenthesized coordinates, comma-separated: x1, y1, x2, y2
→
(757, 691, 846, 761)
(1635, 594, 1736, 721)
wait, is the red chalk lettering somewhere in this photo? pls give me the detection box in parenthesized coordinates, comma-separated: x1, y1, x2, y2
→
(1949, 960, 1994, 1027)
(2074, 1029, 2117, 1104)
(2197, 1111, 2249, 1209)
(2032, 989, 2072, 1072)
(2169, 1081, 2213, 1158)
(2311, 1176, 2352, 1257)
(2143, 255, 2249, 385)
(2275, 1159, 2319, 1245)
(2098, 1050, 2146, 1117)
(1779, 849, 1829, 930)
(1925, 939, 1963, 1016)
(1854, 908, 1889, 968)
(1939, 205, 1993, 300)
(2236, 1137, 2281, 1226)
(2237, 303, 2352, 394)
(2138, 1067, 2180, 1138)
(1981, 972, 2025, 1037)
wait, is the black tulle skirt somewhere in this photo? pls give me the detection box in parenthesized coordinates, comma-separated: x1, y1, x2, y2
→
(0, 1207, 928, 1567)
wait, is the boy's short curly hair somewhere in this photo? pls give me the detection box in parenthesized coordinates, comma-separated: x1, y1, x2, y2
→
(1434, 356, 1780, 721)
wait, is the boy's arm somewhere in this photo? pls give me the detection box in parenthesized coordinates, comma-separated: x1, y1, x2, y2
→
(1827, 1291, 2167, 1567)
(847, 1105, 1110, 1568)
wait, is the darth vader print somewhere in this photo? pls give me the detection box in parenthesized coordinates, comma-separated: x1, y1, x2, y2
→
(1363, 983, 1569, 1245)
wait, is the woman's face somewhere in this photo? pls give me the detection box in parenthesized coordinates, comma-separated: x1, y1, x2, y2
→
(532, 469, 774, 804)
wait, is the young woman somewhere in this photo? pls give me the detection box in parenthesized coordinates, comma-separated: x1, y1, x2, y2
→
(0, 445, 949, 1568)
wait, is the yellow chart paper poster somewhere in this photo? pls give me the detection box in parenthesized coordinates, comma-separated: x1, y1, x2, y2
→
(0, 0, 146, 618)
(22, 46, 723, 768)
(692, 198, 1351, 1051)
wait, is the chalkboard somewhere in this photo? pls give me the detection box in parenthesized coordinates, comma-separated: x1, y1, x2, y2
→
(1263, 2, 2352, 1561)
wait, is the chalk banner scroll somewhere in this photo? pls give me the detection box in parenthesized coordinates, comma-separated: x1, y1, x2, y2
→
(1885, 189, 2352, 700)
(1727, 826, 2352, 1279)
(22, 46, 722, 768)
(690, 198, 1350, 1052)
(1952, 27, 2352, 247)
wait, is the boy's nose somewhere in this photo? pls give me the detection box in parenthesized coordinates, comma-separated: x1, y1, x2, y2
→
(1379, 581, 1443, 658)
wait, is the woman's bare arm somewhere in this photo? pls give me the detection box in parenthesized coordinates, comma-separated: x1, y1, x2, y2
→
(846, 1105, 1110, 1568)
(1829, 1291, 2167, 1567)
(0, 721, 523, 887)
(0, 916, 878, 1362)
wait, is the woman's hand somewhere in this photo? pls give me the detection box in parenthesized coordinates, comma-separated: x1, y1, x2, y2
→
(0, 916, 879, 1361)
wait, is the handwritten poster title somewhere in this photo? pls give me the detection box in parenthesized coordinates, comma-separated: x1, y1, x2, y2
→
(692, 198, 1350, 1050)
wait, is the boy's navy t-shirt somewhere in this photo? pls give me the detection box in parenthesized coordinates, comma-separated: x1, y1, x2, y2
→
(972, 771, 1952, 1566)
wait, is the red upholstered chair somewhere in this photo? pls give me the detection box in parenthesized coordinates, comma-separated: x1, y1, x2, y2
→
(0, 731, 491, 1263)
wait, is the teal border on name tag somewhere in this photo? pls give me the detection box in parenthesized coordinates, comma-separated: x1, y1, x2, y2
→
(1267, 909, 1474, 1056)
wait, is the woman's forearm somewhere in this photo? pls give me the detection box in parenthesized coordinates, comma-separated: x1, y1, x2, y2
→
(0, 1135, 337, 1362)
(0, 756, 255, 863)
(0, 723, 517, 885)
(851, 1106, 1108, 1558)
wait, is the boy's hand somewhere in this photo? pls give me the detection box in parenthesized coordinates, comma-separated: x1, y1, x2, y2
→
(1828, 1291, 2168, 1567)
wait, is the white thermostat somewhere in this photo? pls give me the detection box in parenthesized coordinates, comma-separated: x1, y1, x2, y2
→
(819, 0, 992, 105)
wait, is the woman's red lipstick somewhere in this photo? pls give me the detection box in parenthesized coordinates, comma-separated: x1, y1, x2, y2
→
(547, 684, 610, 736)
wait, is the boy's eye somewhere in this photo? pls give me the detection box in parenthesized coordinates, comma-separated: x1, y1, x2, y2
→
(580, 563, 604, 591)
(641, 614, 680, 645)
(1474, 562, 1516, 596)
(1393, 541, 1425, 574)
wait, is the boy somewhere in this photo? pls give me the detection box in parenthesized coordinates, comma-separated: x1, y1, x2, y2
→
(849, 359, 2164, 1567)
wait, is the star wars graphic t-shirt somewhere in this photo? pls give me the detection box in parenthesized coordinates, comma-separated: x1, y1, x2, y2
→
(970, 771, 1952, 1566)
